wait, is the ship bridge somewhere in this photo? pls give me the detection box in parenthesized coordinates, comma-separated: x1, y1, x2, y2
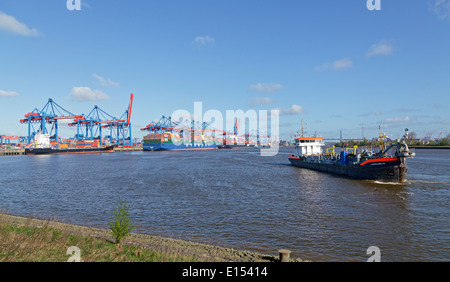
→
(294, 136, 325, 156)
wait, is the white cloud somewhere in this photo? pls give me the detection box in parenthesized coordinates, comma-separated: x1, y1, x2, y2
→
(315, 58, 353, 71)
(249, 83, 284, 93)
(314, 63, 330, 71)
(0, 11, 40, 37)
(360, 110, 382, 117)
(434, 0, 450, 20)
(92, 74, 119, 87)
(0, 89, 19, 97)
(192, 35, 215, 47)
(70, 87, 109, 102)
(332, 58, 353, 70)
(274, 104, 306, 116)
(383, 116, 411, 123)
(250, 97, 276, 106)
(367, 40, 394, 58)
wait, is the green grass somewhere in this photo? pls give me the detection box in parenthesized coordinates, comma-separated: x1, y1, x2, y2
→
(0, 222, 203, 262)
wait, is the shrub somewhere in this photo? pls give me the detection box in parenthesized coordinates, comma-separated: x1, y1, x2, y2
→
(108, 197, 135, 244)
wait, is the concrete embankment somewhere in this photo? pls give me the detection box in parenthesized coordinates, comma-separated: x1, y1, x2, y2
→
(0, 148, 25, 156)
(113, 147, 143, 152)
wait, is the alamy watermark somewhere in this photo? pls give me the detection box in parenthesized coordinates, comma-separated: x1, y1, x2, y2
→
(65, 245, 381, 262)
(169, 102, 280, 156)
(67, 0, 81, 11)
(66, 246, 81, 262)
(367, 0, 381, 11)
(367, 246, 381, 262)
(67, 1, 381, 11)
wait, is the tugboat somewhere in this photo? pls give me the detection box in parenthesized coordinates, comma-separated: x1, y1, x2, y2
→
(289, 128, 415, 183)
(25, 131, 115, 155)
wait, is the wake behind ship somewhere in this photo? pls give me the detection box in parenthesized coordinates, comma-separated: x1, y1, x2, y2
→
(289, 128, 415, 183)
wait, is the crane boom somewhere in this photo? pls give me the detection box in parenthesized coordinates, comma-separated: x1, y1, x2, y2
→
(127, 93, 133, 126)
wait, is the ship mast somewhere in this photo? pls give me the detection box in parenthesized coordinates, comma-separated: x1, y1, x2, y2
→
(301, 119, 304, 137)
(379, 125, 382, 149)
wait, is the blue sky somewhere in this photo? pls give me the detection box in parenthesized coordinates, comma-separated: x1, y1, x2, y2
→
(0, 0, 449, 141)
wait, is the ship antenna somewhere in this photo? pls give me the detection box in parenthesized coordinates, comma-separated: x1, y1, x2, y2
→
(379, 125, 382, 150)
(301, 119, 304, 137)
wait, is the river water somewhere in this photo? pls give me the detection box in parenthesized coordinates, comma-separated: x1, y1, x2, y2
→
(0, 147, 448, 261)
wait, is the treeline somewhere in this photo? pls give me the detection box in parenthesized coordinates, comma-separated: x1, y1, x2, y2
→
(409, 138, 450, 146)
(407, 132, 450, 146)
(334, 137, 450, 147)
(334, 139, 383, 148)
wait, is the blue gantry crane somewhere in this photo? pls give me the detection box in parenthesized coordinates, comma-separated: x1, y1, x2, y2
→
(20, 98, 83, 144)
(68, 93, 134, 146)
(20, 93, 134, 147)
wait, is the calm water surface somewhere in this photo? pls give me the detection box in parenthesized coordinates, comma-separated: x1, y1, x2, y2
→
(0, 147, 448, 261)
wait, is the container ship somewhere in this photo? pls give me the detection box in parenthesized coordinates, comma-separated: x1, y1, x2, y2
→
(217, 138, 254, 149)
(217, 143, 270, 149)
(218, 144, 252, 149)
(143, 132, 217, 151)
(25, 132, 114, 155)
(288, 128, 415, 183)
(217, 132, 266, 149)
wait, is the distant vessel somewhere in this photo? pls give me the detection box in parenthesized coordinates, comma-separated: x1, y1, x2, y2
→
(218, 143, 253, 149)
(25, 132, 114, 155)
(288, 126, 415, 183)
(143, 132, 217, 151)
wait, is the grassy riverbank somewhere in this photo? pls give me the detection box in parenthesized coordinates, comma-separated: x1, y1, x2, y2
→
(0, 213, 294, 262)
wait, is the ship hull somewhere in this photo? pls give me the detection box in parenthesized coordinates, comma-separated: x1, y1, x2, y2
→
(25, 146, 115, 155)
(289, 156, 407, 183)
(143, 142, 217, 151)
(217, 144, 253, 149)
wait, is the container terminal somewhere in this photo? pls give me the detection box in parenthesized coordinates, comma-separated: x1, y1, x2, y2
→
(1, 93, 141, 155)
(140, 116, 272, 151)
